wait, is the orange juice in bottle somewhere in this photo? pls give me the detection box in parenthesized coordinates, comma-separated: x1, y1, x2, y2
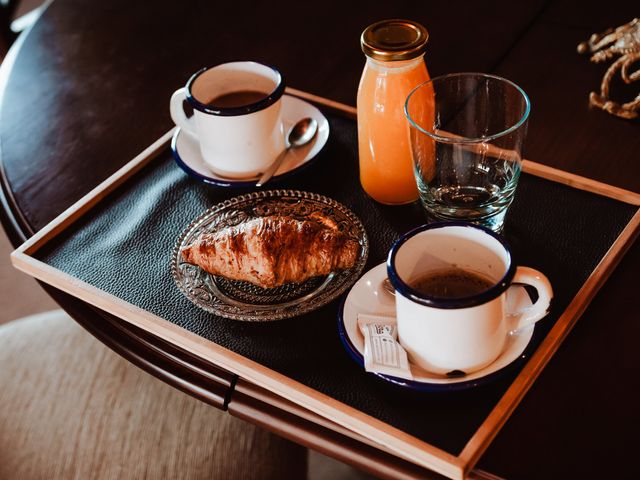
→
(357, 19, 431, 204)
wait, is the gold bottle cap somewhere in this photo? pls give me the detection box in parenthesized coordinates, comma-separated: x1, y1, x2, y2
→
(361, 19, 429, 62)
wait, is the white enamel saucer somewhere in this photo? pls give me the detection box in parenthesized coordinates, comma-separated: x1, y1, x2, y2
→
(338, 262, 538, 392)
(171, 94, 330, 188)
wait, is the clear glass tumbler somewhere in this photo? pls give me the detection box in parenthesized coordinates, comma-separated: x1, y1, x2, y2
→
(404, 73, 530, 232)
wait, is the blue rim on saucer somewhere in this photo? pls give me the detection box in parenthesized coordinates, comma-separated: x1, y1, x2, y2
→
(171, 94, 329, 188)
(337, 291, 541, 393)
(171, 132, 259, 188)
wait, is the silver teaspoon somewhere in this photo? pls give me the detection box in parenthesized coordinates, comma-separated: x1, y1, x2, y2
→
(382, 277, 395, 296)
(256, 117, 318, 187)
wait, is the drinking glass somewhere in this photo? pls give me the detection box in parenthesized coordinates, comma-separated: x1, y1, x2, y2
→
(404, 73, 530, 232)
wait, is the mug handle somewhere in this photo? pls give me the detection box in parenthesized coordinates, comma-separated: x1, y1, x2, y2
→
(507, 267, 553, 336)
(170, 88, 198, 140)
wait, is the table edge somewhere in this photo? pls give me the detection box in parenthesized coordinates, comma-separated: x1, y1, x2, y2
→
(9, 92, 640, 479)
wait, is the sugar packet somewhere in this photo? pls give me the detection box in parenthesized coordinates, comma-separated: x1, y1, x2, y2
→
(357, 314, 413, 380)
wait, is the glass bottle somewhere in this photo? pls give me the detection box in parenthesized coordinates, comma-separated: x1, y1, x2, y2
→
(357, 19, 431, 205)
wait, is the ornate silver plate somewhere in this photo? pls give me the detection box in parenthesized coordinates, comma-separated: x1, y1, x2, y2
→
(171, 190, 369, 321)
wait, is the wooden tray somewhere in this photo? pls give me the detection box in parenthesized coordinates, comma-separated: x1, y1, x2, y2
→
(11, 89, 640, 480)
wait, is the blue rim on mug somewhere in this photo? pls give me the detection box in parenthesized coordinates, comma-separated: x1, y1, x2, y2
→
(386, 221, 517, 309)
(185, 61, 286, 117)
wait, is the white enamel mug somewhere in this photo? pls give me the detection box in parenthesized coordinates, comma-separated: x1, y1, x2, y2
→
(387, 222, 553, 375)
(170, 61, 285, 178)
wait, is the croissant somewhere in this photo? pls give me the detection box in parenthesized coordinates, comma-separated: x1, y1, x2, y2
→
(181, 215, 359, 288)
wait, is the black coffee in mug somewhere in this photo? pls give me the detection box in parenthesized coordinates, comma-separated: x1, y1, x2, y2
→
(205, 90, 266, 108)
(411, 268, 494, 299)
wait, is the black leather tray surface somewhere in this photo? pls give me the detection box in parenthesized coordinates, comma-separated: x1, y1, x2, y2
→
(36, 113, 638, 455)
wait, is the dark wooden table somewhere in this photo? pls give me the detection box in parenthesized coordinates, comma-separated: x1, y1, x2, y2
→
(1, 1, 638, 478)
